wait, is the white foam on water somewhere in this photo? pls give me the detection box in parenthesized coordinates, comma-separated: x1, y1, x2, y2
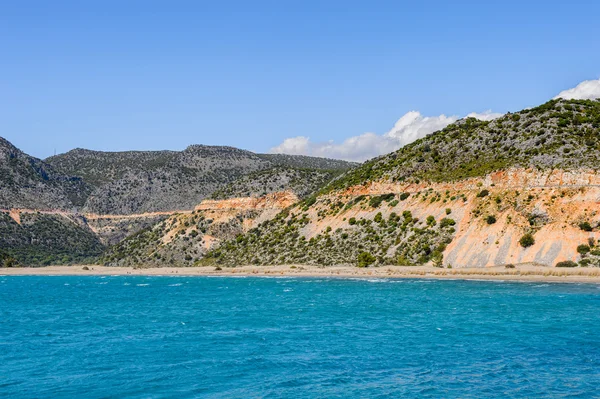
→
(136, 283, 150, 286)
(168, 283, 183, 287)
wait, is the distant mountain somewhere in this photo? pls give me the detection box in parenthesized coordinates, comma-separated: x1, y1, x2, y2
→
(46, 145, 357, 214)
(0, 137, 92, 210)
(256, 153, 357, 171)
(0, 138, 355, 265)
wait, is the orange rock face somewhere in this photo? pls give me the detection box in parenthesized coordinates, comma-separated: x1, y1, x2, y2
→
(194, 191, 298, 212)
(306, 168, 600, 268)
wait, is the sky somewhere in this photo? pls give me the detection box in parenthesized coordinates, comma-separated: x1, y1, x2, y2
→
(1, 0, 600, 161)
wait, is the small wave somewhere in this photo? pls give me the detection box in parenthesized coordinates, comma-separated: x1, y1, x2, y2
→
(123, 283, 131, 286)
(64, 283, 70, 286)
(136, 284, 150, 287)
(168, 283, 183, 287)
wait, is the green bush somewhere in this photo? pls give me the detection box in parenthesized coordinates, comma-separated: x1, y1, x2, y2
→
(519, 233, 535, 248)
(348, 217, 357, 225)
(579, 221, 593, 232)
(374, 212, 383, 223)
(357, 252, 376, 267)
(399, 193, 410, 201)
(476, 189, 489, 198)
(440, 218, 456, 228)
(426, 215, 436, 226)
(577, 244, 590, 255)
(369, 193, 395, 208)
(486, 215, 497, 225)
(555, 260, 578, 268)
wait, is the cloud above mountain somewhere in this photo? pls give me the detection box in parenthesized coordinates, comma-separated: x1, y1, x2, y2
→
(271, 110, 502, 162)
(271, 78, 599, 162)
(554, 78, 600, 100)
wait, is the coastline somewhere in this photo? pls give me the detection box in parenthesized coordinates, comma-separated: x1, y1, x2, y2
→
(2, 264, 600, 283)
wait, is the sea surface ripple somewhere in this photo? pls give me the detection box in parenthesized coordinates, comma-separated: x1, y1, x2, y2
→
(1, 276, 599, 398)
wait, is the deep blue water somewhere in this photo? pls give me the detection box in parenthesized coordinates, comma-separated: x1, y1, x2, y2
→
(1, 276, 600, 398)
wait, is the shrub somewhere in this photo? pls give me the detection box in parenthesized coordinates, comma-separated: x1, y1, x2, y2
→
(303, 196, 317, 207)
(426, 215, 436, 226)
(519, 233, 535, 248)
(348, 217, 357, 225)
(579, 221, 593, 232)
(357, 252, 376, 267)
(369, 193, 395, 208)
(477, 189, 489, 198)
(399, 193, 410, 201)
(555, 261, 577, 268)
(505, 264, 515, 269)
(440, 218, 456, 228)
(445, 208, 452, 215)
(486, 215, 497, 225)
(577, 244, 590, 255)
(374, 212, 383, 223)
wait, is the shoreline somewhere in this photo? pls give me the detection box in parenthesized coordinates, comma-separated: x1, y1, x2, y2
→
(2, 264, 600, 283)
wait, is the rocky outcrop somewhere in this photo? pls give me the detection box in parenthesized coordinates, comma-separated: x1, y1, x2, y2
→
(200, 169, 600, 268)
(100, 192, 297, 266)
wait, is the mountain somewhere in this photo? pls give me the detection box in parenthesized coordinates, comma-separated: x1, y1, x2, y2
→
(325, 98, 600, 191)
(0, 138, 92, 210)
(127, 98, 600, 269)
(46, 146, 356, 214)
(100, 192, 297, 267)
(8, 98, 600, 269)
(0, 211, 104, 265)
(0, 138, 356, 265)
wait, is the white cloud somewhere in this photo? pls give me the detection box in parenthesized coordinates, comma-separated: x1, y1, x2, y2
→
(554, 78, 600, 100)
(270, 110, 501, 162)
(271, 78, 600, 162)
(466, 110, 504, 121)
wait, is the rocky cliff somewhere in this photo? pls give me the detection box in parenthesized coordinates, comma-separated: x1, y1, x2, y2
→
(192, 99, 600, 269)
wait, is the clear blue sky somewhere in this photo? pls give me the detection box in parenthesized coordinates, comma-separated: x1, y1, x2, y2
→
(1, 0, 599, 159)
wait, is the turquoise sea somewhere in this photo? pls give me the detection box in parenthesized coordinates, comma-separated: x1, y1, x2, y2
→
(1, 276, 599, 398)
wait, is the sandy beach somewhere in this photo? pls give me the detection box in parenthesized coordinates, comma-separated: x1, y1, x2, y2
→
(2, 264, 600, 283)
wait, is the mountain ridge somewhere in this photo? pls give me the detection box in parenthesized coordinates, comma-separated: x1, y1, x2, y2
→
(0, 137, 356, 265)
(113, 98, 600, 269)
